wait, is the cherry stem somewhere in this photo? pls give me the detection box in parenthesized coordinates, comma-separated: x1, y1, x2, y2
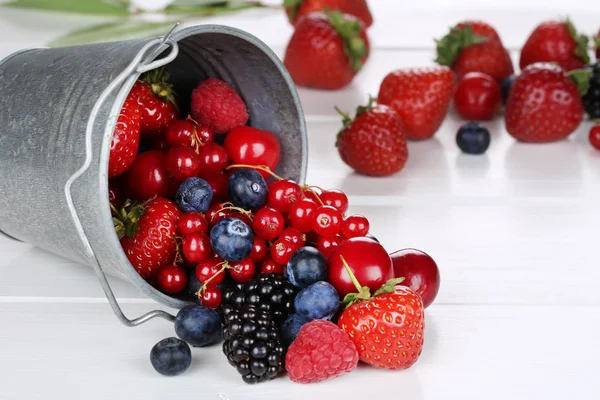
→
(340, 256, 363, 292)
(225, 164, 284, 181)
(196, 261, 229, 295)
(217, 206, 253, 221)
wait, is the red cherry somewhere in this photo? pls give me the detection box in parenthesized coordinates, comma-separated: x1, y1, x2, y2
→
(342, 214, 370, 238)
(328, 237, 394, 299)
(199, 286, 222, 308)
(271, 238, 299, 265)
(320, 189, 349, 214)
(267, 180, 305, 213)
(253, 207, 285, 241)
(280, 227, 306, 247)
(289, 198, 318, 232)
(454, 72, 501, 121)
(198, 143, 228, 175)
(156, 264, 188, 294)
(261, 257, 284, 274)
(166, 146, 201, 180)
(195, 258, 225, 286)
(312, 205, 343, 237)
(165, 120, 196, 148)
(589, 125, 600, 150)
(229, 258, 256, 282)
(151, 136, 171, 151)
(123, 150, 173, 201)
(249, 237, 269, 263)
(223, 126, 281, 179)
(108, 179, 124, 211)
(316, 235, 343, 258)
(195, 123, 214, 146)
(177, 212, 208, 236)
(390, 248, 440, 309)
(182, 232, 213, 264)
(201, 172, 228, 201)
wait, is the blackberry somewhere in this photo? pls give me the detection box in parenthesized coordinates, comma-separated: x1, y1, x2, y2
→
(221, 305, 285, 384)
(221, 273, 297, 325)
(583, 63, 600, 119)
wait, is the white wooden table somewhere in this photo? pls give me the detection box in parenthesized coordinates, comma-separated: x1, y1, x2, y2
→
(2, 1, 600, 399)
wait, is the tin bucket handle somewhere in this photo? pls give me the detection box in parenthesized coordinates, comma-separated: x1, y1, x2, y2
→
(64, 26, 181, 327)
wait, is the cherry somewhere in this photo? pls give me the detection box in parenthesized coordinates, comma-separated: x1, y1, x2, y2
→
(165, 120, 196, 148)
(195, 258, 225, 286)
(312, 205, 343, 237)
(390, 248, 440, 309)
(198, 143, 228, 175)
(328, 237, 394, 299)
(156, 264, 188, 294)
(177, 212, 208, 236)
(280, 227, 306, 247)
(151, 136, 170, 151)
(342, 214, 370, 238)
(320, 189, 349, 214)
(271, 238, 299, 265)
(249, 237, 269, 263)
(316, 235, 343, 258)
(261, 257, 284, 274)
(166, 146, 201, 180)
(454, 72, 501, 121)
(224, 126, 281, 180)
(229, 258, 256, 283)
(182, 232, 213, 264)
(195, 123, 214, 146)
(589, 125, 600, 150)
(108, 179, 124, 211)
(289, 198, 318, 232)
(199, 286, 222, 309)
(201, 172, 228, 201)
(267, 179, 305, 213)
(253, 207, 285, 241)
(123, 150, 173, 201)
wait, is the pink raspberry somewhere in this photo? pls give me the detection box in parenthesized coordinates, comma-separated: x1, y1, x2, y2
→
(285, 319, 359, 384)
(190, 78, 248, 134)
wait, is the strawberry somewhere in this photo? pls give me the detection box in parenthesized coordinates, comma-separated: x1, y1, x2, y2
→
(114, 197, 181, 281)
(435, 20, 513, 82)
(519, 19, 590, 72)
(284, 10, 370, 90)
(108, 97, 140, 177)
(336, 257, 425, 370)
(128, 68, 178, 137)
(190, 78, 248, 135)
(284, 0, 373, 28)
(505, 63, 587, 143)
(335, 97, 408, 176)
(377, 66, 456, 140)
(595, 29, 600, 60)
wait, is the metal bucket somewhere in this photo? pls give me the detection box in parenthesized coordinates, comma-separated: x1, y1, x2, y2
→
(0, 25, 308, 326)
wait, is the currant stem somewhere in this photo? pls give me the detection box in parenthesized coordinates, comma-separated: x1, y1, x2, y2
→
(216, 206, 254, 221)
(303, 186, 325, 206)
(196, 261, 229, 295)
(225, 164, 284, 181)
(340, 256, 363, 292)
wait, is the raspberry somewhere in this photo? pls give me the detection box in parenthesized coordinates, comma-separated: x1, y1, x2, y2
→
(285, 320, 359, 384)
(190, 78, 248, 134)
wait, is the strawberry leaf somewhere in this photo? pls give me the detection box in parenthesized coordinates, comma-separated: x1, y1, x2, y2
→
(435, 25, 488, 67)
(595, 36, 600, 50)
(325, 9, 368, 72)
(140, 68, 178, 107)
(356, 95, 375, 116)
(567, 68, 592, 96)
(283, 0, 303, 21)
(373, 277, 405, 297)
(565, 18, 590, 65)
(1, 0, 130, 16)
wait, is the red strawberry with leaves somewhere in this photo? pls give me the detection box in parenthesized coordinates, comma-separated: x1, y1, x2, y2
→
(108, 97, 140, 177)
(505, 63, 587, 143)
(114, 197, 181, 281)
(377, 66, 456, 140)
(519, 19, 590, 72)
(335, 97, 408, 176)
(284, 0, 373, 28)
(284, 10, 370, 90)
(435, 20, 513, 82)
(129, 68, 178, 137)
(336, 257, 425, 370)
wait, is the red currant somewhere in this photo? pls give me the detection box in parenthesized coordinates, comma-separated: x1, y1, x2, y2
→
(589, 125, 600, 150)
(289, 198, 318, 232)
(206, 201, 233, 226)
(201, 172, 228, 200)
(165, 120, 196, 148)
(195, 258, 225, 286)
(280, 227, 306, 247)
(316, 235, 343, 258)
(312, 205, 343, 237)
(261, 257, 284, 274)
(177, 212, 208, 236)
(249, 237, 269, 263)
(166, 145, 201, 180)
(156, 264, 188, 294)
(199, 286, 222, 309)
(253, 207, 285, 241)
(304, 187, 323, 204)
(320, 189, 349, 214)
(195, 123, 214, 146)
(267, 179, 305, 213)
(199, 143, 228, 175)
(229, 258, 256, 282)
(342, 214, 370, 238)
(182, 232, 213, 263)
(271, 238, 299, 265)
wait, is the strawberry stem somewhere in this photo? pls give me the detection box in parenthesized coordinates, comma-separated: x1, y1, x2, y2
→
(225, 164, 284, 181)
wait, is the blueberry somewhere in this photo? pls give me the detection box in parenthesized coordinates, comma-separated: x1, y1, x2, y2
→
(286, 247, 327, 288)
(174, 305, 221, 347)
(280, 313, 308, 347)
(456, 122, 491, 155)
(294, 281, 340, 321)
(176, 177, 213, 213)
(500, 74, 516, 105)
(210, 217, 254, 261)
(228, 169, 267, 210)
(186, 272, 202, 303)
(150, 337, 191, 376)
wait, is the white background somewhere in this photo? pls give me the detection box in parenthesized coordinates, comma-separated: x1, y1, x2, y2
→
(1, 1, 600, 399)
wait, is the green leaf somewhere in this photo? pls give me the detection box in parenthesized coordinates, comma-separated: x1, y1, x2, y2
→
(169, 0, 228, 6)
(47, 20, 178, 47)
(165, 2, 264, 15)
(565, 18, 590, 65)
(325, 9, 368, 72)
(435, 25, 488, 67)
(283, 0, 303, 21)
(567, 68, 592, 97)
(1, 0, 130, 16)
(373, 277, 405, 297)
